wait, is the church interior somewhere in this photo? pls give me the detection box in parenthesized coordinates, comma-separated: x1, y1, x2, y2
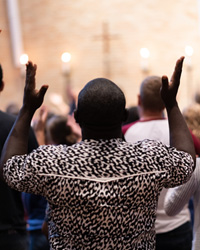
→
(1, 1, 200, 249)
(0, 0, 200, 115)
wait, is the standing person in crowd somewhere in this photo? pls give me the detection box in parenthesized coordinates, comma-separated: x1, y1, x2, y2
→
(2, 68, 49, 250)
(21, 192, 50, 250)
(164, 157, 200, 250)
(0, 64, 38, 250)
(122, 106, 139, 126)
(45, 114, 81, 146)
(182, 103, 200, 142)
(122, 74, 199, 250)
(0, 57, 196, 249)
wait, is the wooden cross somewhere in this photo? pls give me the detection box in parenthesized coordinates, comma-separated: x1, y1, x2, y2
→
(94, 22, 119, 78)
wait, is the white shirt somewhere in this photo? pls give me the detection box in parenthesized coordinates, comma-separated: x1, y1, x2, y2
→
(165, 158, 200, 250)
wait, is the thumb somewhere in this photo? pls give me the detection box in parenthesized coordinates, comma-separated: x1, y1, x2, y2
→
(38, 85, 48, 100)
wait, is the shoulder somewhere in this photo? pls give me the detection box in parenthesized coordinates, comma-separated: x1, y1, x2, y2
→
(0, 110, 16, 124)
(122, 120, 139, 135)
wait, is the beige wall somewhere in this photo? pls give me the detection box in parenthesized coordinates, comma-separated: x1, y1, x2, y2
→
(0, 0, 200, 114)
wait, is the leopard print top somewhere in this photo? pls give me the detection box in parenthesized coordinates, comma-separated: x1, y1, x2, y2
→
(3, 138, 193, 250)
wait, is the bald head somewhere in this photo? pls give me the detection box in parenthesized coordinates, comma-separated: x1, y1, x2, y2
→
(75, 78, 126, 127)
(139, 76, 165, 112)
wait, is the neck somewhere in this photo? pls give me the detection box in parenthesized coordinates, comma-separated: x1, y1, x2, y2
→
(81, 125, 123, 140)
(139, 110, 164, 121)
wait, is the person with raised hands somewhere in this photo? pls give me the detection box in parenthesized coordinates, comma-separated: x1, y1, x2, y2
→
(0, 58, 195, 249)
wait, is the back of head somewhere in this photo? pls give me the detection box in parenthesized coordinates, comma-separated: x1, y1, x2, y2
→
(123, 106, 139, 125)
(6, 103, 20, 116)
(140, 76, 165, 112)
(46, 115, 77, 145)
(183, 103, 200, 140)
(76, 78, 126, 127)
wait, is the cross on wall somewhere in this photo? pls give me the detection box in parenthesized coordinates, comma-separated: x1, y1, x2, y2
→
(93, 22, 120, 79)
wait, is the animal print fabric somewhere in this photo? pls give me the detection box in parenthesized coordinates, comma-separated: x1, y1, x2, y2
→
(3, 139, 193, 250)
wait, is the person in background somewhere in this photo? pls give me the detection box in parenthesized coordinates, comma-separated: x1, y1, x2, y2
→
(182, 103, 200, 142)
(6, 102, 20, 116)
(182, 103, 200, 226)
(122, 106, 139, 126)
(0, 57, 196, 249)
(194, 91, 200, 105)
(0, 65, 38, 250)
(45, 114, 81, 145)
(164, 157, 200, 250)
(21, 192, 49, 250)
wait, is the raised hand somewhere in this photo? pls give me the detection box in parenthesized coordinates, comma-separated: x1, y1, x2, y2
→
(32, 105, 49, 145)
(160, 56, 196, 168)
(160, 56, 184, 109)
(23, 61, 48, 114)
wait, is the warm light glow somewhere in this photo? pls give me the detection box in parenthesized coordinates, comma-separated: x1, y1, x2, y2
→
(61, 52, 71, 63)
(185, 46, 194, 56)
(49, 93, 63, 105)
(140, 48, 150, 58)
(20, 54, 29, 65)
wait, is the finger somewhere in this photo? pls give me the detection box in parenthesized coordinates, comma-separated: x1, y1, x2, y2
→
(38, 85, 49, 100)
(161, 75, 169, 91)
(26, 62, 37, 90)
(40, 106, 48, 121)
(174, 56, 184, 80)
(170, 56, 184, 84)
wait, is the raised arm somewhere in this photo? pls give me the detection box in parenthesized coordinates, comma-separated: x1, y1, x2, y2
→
(161, 56, 196, 169)
(0, 61, 48, 181)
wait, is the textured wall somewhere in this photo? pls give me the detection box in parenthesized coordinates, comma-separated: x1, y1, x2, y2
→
(0, 0, 200, 113)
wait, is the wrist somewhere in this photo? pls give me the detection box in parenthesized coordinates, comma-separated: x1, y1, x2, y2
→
(19, 105, 35, 121)
(165, 101, 178, 112)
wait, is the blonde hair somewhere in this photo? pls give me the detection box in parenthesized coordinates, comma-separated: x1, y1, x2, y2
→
(183, 103, 200, 140)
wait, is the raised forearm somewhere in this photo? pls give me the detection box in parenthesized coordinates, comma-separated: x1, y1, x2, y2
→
(0, 61, 48, 181)
(161, 57, 196, 169)
(167, 102, 196, 168)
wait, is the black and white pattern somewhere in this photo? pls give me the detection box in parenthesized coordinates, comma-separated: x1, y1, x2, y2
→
(4, 139, 194, 249)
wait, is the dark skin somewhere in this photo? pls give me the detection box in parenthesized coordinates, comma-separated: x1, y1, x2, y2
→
(79, 124, 125, 140)
(0, 56, 196, 181)
(161, 56, 196, 168)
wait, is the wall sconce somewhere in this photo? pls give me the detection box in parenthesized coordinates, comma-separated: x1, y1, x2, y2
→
(20, 53, 29, 76)
(185, 45, 193, 69)
(61, 52, 71, 75)
(140, 48, 150, 72)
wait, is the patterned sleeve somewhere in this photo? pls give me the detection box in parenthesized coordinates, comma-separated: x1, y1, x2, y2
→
(3, 144, 62, 196)
(140, 140, 194, 188)
(164, 159, 199, 216)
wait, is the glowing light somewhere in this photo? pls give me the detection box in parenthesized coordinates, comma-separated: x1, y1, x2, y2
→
(61, 52, 71, 63)
(140, 48, 150, 59)
(20, 54, 29, 65)
(185, 46, 194, 57)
